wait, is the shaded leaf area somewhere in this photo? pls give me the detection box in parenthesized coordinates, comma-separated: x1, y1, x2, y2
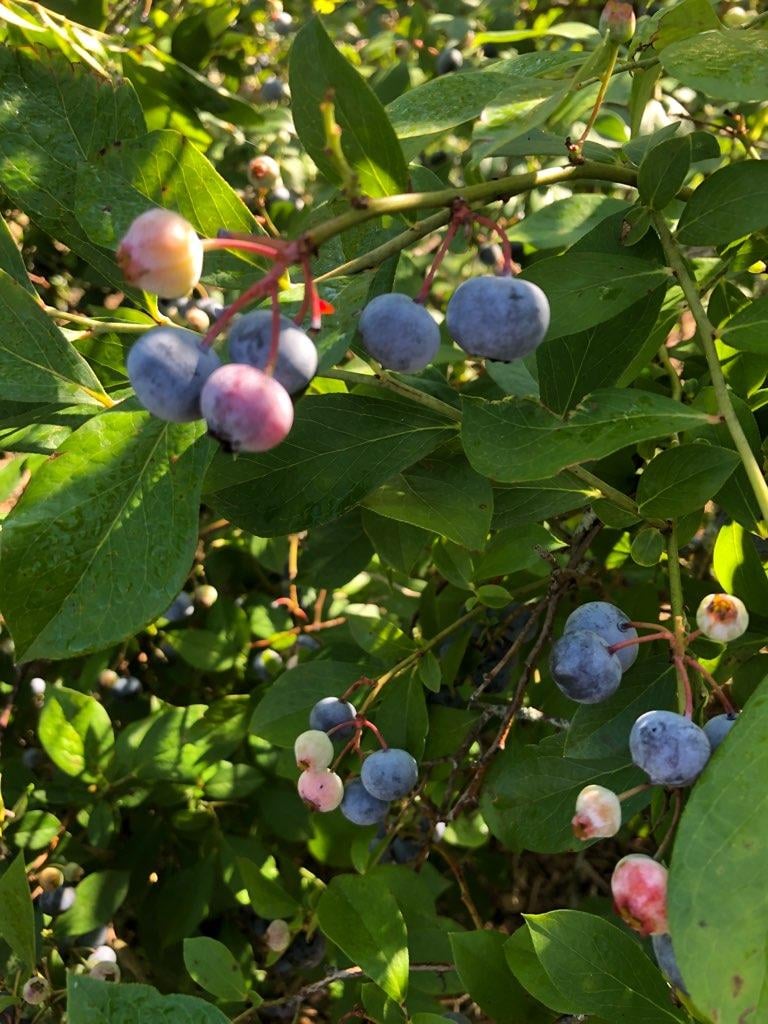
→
(68, 975, 230, 1024)
(0, 47, 145, 291)
(462, 389, 711, 483)
(290, 17, 408, 196)
(204, 395, 455, 535)
(0, 406, 211, 659)
(670, 677, 768, 1023)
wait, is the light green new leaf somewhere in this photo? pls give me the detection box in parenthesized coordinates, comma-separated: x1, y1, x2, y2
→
(318, 874, 409, 1002)
(39, 688, 114, 781)
(712, 521, 768, 609)
(720, 293, 768, 355)
(55, 870, 129, 940)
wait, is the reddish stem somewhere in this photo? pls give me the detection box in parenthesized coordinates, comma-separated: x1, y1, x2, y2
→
(202, 235, 285, 259)
(684, 656, 736, 715)
(471, 211, 515, 275)
(302, 254, 323, 330)
(339, 677, 375, 701)
(673, 653, 693, 718)
(608, 631, 671, 654)
(416, 220, 460, 304)
(685, 628, 702, 643)
(332, 733, 362, 771)
(202, 268, 281, 348)
(360, 718, 388, 750)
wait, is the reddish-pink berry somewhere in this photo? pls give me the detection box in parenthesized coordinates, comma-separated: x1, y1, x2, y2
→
(117, 209, 203, 298)
(599, 1, 636, 42)
(248, 156, 282, 190)
(200, 364, 294, 453)
(572, 784, 621, 840)
(611, 854, 668, 936)
(297, 769, 344, 812)
(696, 593, 748, 642)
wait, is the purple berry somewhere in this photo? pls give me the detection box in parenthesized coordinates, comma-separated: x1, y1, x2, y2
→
(340, 779, 389, 826)
(549, 629, 622, 704)
(200, 364, 294, 453)
(358, 293, 441, 372)
(446, 275, 550, 361)
(127, 327, 221, 422)
(228, 311, 317, 394)
(360, 748, 418, 801)
(630, 710, 710, 786)
(564, 601, 638, 671)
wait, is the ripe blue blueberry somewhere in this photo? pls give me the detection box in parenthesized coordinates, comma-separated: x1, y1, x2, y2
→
(446, 275, 550, 361)
(228, 310, 318, 394)
(163, 591, 194, 623)
(309, 696, 356, 737)
(340, 779, 389, 826)
(630, 710, 711, 786)
(127, 327, 220, 422)
(112, 675, 142, 698)
(703, 712, 738, 751)
(436, 47, 463, 74)
(564, 601, 638, 671)
(262, 77, 287, 102)
(549, 629, 622, 704)
(38, 885, 76, 916)
(652, 933, 688, 993)
(358, 293, 441, 372)
(479, 243, 503, 269)
(361, 748, 418, 801)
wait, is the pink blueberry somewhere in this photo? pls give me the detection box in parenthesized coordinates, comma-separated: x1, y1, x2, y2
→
(117, 209, 203, 298)
(572, 784, 621, 841)
(200, 364, 294, 453)
(297, 770, 344, 812)
(611, 854, 668, 936)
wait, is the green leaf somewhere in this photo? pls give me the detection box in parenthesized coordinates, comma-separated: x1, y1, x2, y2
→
(289, 18, 407, 196)
(630, 527, 665, 567)
(55, 870, 129, 940)
(462, 390, 711, 483)
(375, 671, 428, 760)
(712, 521, 768, 609)
(68, 974, 230, 1024)
(510, 196, 628, 250)
(505, 927, 576, 1015)
(638, 136, 692, 211)
(669, 676, 768, 1023)
(204, 396, 454, 536)
(492, 474, 591, 529)
(183, 937, 247, 1002)
(0, 407, 211, 660)
(565, 659, 677, 760)
(0, 854, 36, 970)
(677, 160, 768, 245)
(473, 524, 558, 580)
(636, 444, 739, 519)
(0, 270, 109, 406)
(660, 29, 768, 104)
(362, 510, 431, 575)
(388, 72, 560, 140)
(653, 0, 720, 50)
(525, 910, 686, 1022)
(11, 810, 61, 850)
(0, 215, 34, 292)
(361, 456, 492, 550)
(720, 293, 768, 354)
(38, 687, 114, 781)
(450, 930, 548, 1024)
(521, 253, 669, 341)
(250, 661, 362, 746)
(537, 286, 667, 414)
(237, 857, 299, 920)
(318, 874, 409, 1002)
(0, 47, 145, 291)
(481, 736, 646, 853)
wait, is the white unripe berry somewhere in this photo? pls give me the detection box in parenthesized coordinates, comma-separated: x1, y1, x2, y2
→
(294, 730, 334, 771)
(696, 593, 748, 642)
(572, 784, 621, 840)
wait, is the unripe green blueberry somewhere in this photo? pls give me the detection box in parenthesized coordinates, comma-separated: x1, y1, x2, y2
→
(696, 593, 748, 642)
(194, 584, 219, 608)
(294, 729, 334, 771)
(22, 977, 50, 1005)
(599, 1, 636, 43)
(266, 919, 291, 952)
(38, 865, 65, 892)
(572, 784, 621, 840)
(297, 769, 344, 812)
(611, 854, 668, 935)
(117, 209, 203, 298)
(722, 6, 750, 27)
(248, 155, 282, 190)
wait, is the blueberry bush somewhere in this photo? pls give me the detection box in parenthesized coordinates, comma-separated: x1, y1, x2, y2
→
(0, 0, 766, 1021)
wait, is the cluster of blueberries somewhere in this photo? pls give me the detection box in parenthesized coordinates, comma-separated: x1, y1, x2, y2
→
(294, 697, 418, 826)
(562, 592, 749, 995)
(116, 205, 551, 454)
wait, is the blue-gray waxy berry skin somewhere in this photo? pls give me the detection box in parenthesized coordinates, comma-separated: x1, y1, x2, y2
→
(704, 712, 738, 751)
(361, 748, 418, 801)
(127, 326, 220, 422)
(309, 697, 356, 737)
(446, 275, 550, 360)
(549, 629, 623, 704)
(652, 933, 688, 993)
(436, 47, 463, 74)
(565, 601, 638, 672)
(358, 293, 441, 372)
(228, 310, 317, 394)
(340, 779, 389, 826)
(630, 710, 711, 786)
